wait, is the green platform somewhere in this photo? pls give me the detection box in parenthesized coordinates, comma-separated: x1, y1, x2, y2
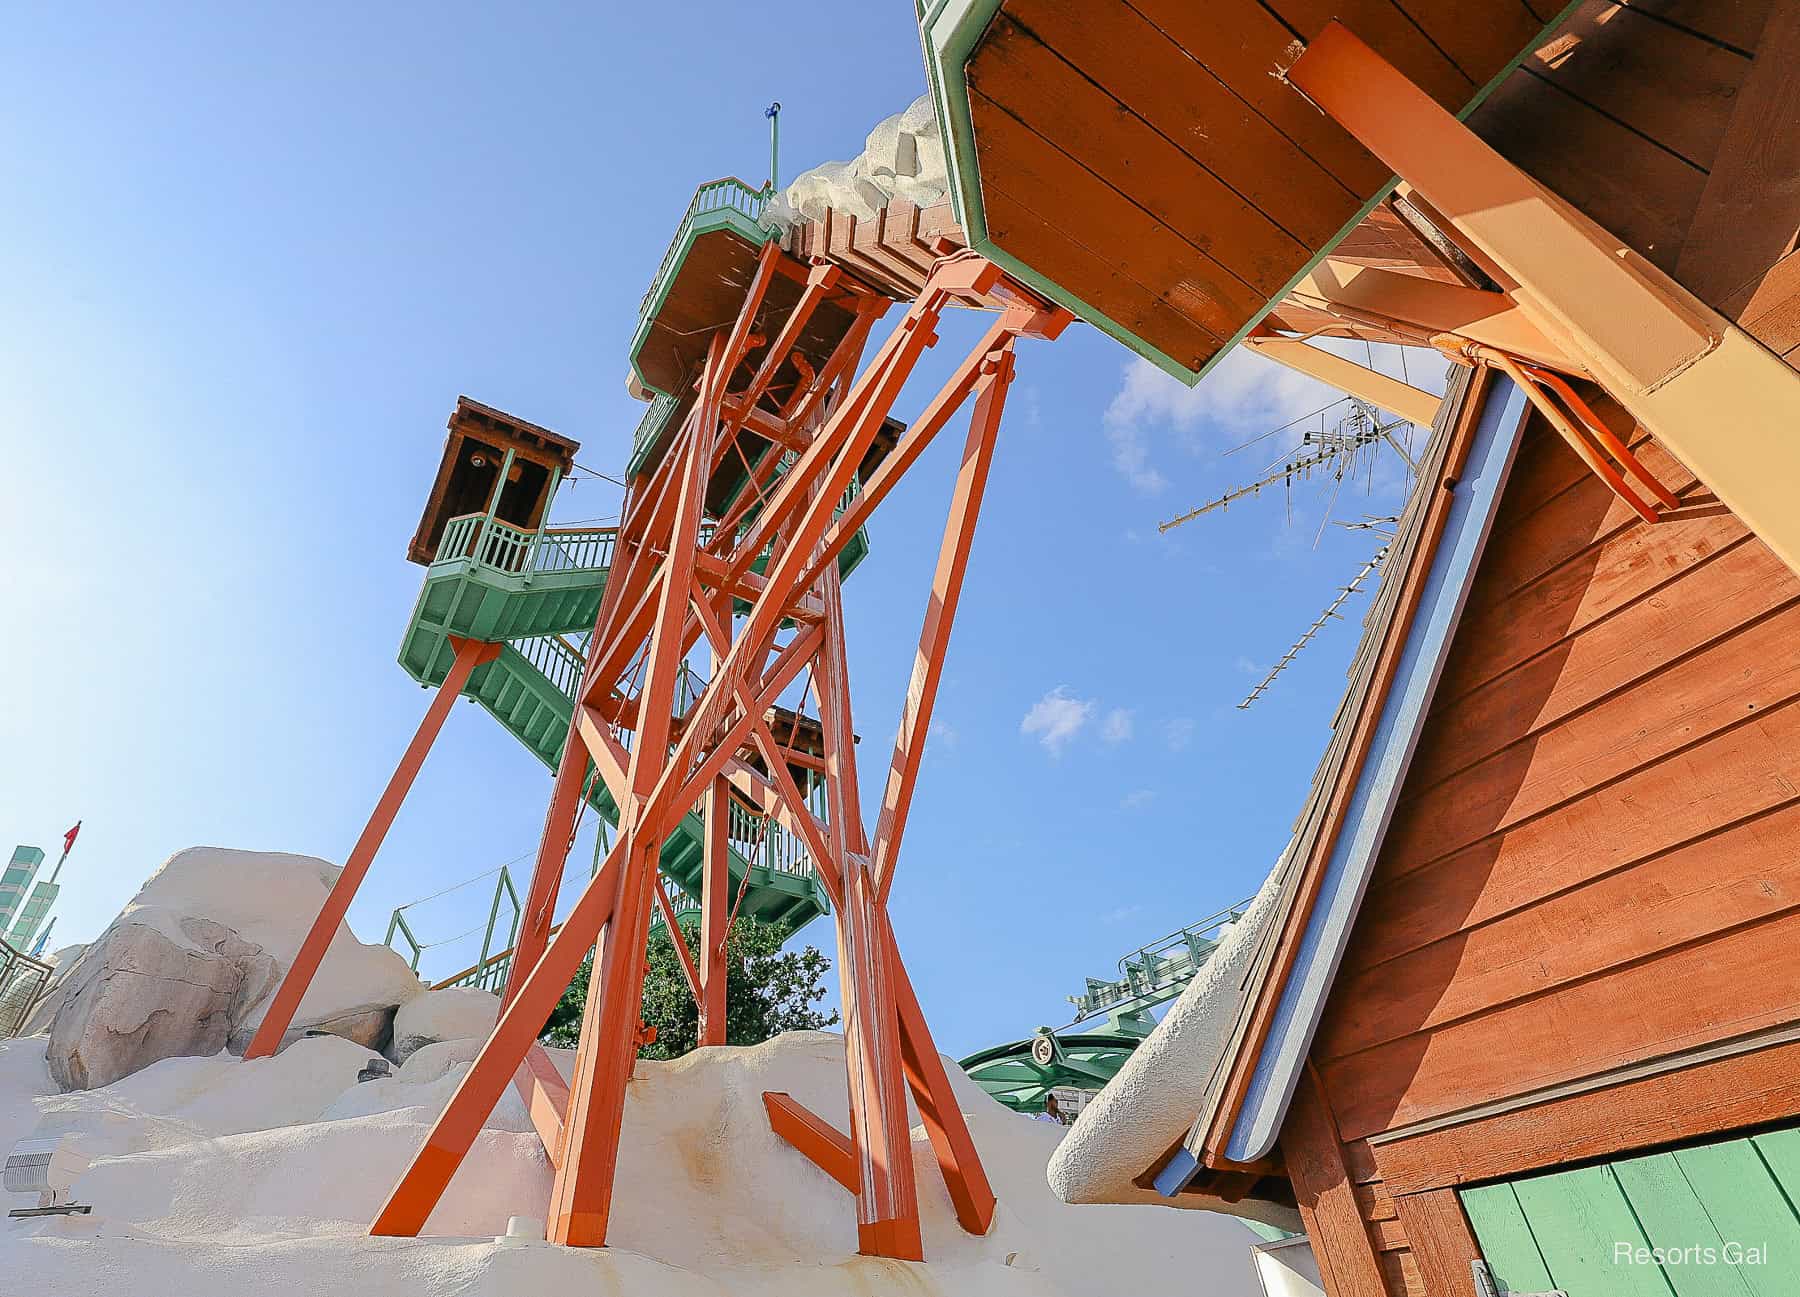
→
(398, 510, 830, 933)
(959, 1029, 1147, 1114)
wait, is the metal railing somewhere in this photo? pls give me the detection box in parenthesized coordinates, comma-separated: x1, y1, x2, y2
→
(384, 866, 521, 991)
(639, 176, 773, 317)
(1068, 898, 1256, 1025)
(433, 513, 616, 579)
(512, 634, 586, 702)
(0, 938, 53, 1037)
(726, 795, 816, 880)
(629, 391, 681, 470)
(532, 525, 617, 574)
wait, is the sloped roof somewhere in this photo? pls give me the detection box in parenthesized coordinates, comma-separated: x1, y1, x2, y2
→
(1051, 362, 1545, 1207)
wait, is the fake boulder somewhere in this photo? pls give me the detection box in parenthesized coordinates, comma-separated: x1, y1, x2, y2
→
(389, 985, 500, 1063)
(40, 848, 425, 1091)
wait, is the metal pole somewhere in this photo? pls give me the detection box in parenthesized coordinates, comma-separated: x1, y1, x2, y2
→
(766, 101, 781, 195)
(478, 868, 507, 971)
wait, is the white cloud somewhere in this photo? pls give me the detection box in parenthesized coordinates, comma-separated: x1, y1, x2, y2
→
(1100, 903, 1145, 924)
(1101, 707, 1135, 745)
(1164, 717, 1196, 752)
(1120, 788, 1155, 811)
(1020, 686, 1095, 756)
(1100, 343, 1454, 496)
(929, 718, 959, 750)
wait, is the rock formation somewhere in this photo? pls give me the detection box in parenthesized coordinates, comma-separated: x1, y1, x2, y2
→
(37, 847, 424, 1090)
(388, 985, 500, 1064)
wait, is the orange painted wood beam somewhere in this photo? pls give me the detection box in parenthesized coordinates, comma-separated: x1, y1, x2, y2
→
(888, 920, 996, 1237)
(370, 837, 625, 1237)
(763, 1091, 860, 1193)
(245, 635, 499, 1060)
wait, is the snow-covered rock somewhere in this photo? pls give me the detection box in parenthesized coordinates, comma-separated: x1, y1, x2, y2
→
(390, 986, 500, 1063)
(0, 1030, 1264, 1297)
(37, 848, 425, 1090)
(767, 93, 951, 231)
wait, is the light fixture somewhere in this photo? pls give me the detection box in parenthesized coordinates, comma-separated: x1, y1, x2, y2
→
(4, 1136, 90, 1218)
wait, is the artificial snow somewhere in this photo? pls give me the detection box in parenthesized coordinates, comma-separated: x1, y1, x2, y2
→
(124, 847, 426, 1036)
(1047, 862, 1297, 1228)
(763, 93, 950, 229)
(391, 986, 501, 1063)
(0, 1028, 1266, 1297)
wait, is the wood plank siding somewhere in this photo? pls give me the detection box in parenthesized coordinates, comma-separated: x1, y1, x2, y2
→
(1289, 416, 1800, 1295)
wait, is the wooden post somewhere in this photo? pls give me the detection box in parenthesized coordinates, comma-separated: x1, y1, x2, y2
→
(501, 724, 589, 1009)
(1393, 1189, 1485, 1297)
(546, 336, 722, 1247)
(245, 635, 499, 1060)
(1283, 1064, 1387, 1297)
(699, 774, 730, 1047)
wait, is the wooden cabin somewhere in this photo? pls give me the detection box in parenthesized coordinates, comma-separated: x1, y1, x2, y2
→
(407, 396, 579, 566)
(915, 3, 1800, 1293)
(1046, 360, 1800, 1297)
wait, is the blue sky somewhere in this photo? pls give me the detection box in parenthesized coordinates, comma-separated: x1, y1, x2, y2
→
(0, 4, 1439, 1058)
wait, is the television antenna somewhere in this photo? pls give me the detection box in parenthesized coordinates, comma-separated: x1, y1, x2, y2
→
(1159, 390, 1427, 707)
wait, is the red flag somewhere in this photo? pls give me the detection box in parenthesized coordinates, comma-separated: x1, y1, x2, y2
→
(63, 821, 80, 854)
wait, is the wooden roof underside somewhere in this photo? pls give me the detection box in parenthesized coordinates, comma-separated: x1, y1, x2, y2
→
(957, 0, 1800, 376)
(960, 0, 1560, 377)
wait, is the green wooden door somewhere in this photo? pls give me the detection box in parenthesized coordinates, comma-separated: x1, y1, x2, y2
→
(1461, 1127, 1800, 1296)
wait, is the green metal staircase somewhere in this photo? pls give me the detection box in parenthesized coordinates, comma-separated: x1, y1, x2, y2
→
(397, 510, 832, 942)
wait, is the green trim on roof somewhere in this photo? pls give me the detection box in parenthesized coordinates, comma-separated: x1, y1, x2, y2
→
(916, 0, 1199, 384)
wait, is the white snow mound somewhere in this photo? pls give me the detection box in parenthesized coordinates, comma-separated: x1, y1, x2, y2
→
(0, 1029, 1264, 1297)
(392, 986, 501, 1062)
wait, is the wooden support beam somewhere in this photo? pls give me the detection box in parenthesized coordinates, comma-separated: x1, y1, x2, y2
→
(1289, 20, 1800, 580)
(1245, 332, 1442, 428)
(1283, 260, 1570, 370)
(512, 1043, 571, 1168)
(245, 636, 500, 1060)
(699, 774, 729, 1047)
(763, 1092, 859, 1194)
(1283, 1065, 1387, 1297)
(547, 331, 727, 1248)
(501, 720, 589, 1009)
(889, 921, 996, 1237)
(873, 342, 1014, 903)
(371, 838, 625, 1237)
(692, 551, 824, 622)
(1393, 1189, 1483, 1297)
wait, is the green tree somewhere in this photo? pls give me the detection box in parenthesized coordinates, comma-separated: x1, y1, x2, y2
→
(540, 915, 838, 1058)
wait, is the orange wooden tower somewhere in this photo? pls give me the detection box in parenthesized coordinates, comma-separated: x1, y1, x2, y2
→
(250, 172, 1066, 1254)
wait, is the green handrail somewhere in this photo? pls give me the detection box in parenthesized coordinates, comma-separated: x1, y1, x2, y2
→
(432, 513, 617, 578)
(628, 392, 681, 476)
(639, 176, 773, 318)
